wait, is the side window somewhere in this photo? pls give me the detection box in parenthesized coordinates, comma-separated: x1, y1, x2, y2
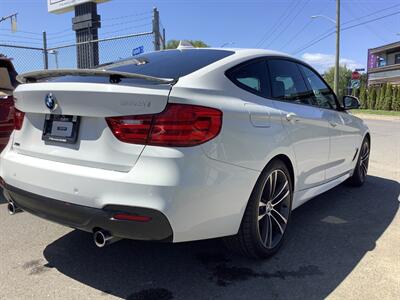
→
(267, 59, 314, 105)
(227, 60, 268, 97)
(300, 65, 337, 110)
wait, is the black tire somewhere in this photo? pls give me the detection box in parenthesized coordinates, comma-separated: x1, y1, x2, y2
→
(223, 159, 293, 259)
(346, 137, 370, 187)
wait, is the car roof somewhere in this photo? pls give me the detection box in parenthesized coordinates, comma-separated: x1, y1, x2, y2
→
(179, 47, 294, 58)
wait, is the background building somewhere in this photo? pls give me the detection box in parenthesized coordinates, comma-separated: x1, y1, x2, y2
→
(367, 41, 400, 86)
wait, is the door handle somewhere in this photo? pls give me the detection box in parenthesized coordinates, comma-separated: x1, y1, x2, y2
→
(329, 121, 338, 127)
(286, 113, 300, 122)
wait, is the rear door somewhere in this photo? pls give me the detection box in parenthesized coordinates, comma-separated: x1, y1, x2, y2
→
(13, 82, 171, 172)
(267, 59, 330, 191)
(298, 64, 358, 180)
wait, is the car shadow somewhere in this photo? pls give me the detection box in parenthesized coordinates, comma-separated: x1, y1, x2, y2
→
(43, 175, 399, 300)
(0, 188, 6, 204)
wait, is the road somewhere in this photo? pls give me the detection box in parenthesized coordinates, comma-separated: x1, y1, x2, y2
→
(0, 118, 399, 300)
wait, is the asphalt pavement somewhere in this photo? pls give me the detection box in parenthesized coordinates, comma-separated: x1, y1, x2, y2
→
(0, 118, 399, 300)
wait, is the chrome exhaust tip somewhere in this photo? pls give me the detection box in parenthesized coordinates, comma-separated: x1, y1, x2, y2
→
(93, 230, 120, 248)
(7, 202, 22, 215)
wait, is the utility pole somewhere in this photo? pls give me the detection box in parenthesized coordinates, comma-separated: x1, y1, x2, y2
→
(334, 0, 341, 98)
(0, 13, 17, 32)
(311, 0, 341, 97)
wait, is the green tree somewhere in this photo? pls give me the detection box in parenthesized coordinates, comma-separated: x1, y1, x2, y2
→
(376, 85, 385, 110)
(391, 85, 397, 111)
(323, 65, 352, 102)
(393, 86, 400, 111)
(383, 83, 393, 111)
(368, 87, 377, 109)
(359, 85, 367, 109)
(166, 40, 209, 49)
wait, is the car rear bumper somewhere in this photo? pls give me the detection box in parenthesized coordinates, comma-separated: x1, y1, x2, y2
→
(0, 145, 260, 242)
(4, 184, 173, 241)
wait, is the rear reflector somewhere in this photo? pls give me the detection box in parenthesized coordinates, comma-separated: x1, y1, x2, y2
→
(14, 108, 25, 131)
(113, 213, 152, 222)
(106, 103, 222, 147)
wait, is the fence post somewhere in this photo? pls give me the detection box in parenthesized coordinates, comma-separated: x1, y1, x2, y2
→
(42, 31, 48, 69)
(152, 7, 161, 51)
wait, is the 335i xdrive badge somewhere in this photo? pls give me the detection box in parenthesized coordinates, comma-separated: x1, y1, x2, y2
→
(0, 47, 370, 258)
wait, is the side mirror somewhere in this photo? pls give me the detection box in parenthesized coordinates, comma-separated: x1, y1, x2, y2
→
(343, 95, 360, 110)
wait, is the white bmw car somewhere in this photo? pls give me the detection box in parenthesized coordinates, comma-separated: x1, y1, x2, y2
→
(1, 48, 370, 258)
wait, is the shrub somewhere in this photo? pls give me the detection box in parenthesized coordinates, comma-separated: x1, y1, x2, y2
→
(391, 85, 397, 110)
(392, 86, 400, 111)
(383, 83, 393, 111)
(368, 87, 377, 109)
(376, 84, 385, 110)
(359, 85, 367, 108)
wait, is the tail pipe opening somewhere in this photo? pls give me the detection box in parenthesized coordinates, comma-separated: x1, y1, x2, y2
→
(7, 201, 22, 215)
(93, 229, 121, 248)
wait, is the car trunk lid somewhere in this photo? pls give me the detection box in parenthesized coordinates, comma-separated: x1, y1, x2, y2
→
(12, 82, 172, 172)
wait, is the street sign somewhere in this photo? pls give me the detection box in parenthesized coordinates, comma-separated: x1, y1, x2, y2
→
(351, 71, 361, 80)
(132, 46, 144, 56)
(48, 0, 110, 14)
(350, 79, 360, 89)
(355, 68, 365, 72)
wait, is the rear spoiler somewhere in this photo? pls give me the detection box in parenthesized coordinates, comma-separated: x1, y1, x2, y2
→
(16, 69, 177, 85)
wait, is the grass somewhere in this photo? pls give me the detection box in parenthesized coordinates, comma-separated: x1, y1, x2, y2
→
(350, 109, 400, 117)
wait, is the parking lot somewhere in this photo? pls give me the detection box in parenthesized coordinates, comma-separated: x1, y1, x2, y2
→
(0, 117, 399, 300)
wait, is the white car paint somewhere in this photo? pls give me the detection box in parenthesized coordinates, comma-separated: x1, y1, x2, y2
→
(0, 48, 369, 242)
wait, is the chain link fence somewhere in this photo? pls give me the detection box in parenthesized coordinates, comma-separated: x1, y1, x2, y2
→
(46, 31, 156, 70)
(0, 9, 165, 73)
(0, 44, 44, 72)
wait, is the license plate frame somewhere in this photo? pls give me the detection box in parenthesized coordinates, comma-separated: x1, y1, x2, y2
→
(42, 114, 80, 144)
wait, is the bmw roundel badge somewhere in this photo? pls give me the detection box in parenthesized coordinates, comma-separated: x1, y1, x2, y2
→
(45, 93, 57, 111)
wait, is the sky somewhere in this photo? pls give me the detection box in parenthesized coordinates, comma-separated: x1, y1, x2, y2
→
(1, 0, 400, 73)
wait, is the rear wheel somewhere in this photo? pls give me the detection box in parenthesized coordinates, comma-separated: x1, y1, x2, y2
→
(347, 137, 370, 187)
(224, 160, 293, 259)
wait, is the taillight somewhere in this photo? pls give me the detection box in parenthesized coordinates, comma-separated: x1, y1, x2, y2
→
(14, 108, 25, 130)
(106, 103, 222, 147)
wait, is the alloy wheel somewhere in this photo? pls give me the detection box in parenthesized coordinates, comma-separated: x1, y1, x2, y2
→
(360, 142, 370, 179)
(258, 169, 291, 249)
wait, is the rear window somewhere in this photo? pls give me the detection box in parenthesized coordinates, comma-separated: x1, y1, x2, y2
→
(226, 59, 269, 97)
(47, 49, 234, 85)
(104, 49, 234, 78)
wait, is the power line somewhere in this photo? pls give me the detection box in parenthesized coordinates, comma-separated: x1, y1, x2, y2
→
(291, 8, 400, 55)
(342, 10, 400, 31)
(47, 28, 72, 36)
(101, 15, 152, 29)
(0, 28, 42, 36)
(255, 0, 299, 47)
(346, 2, 388, 43)
(280, 19, 313, 51)
(342, 2, 400, 25)
(266, 0, 311, 48)
(0, 39, 42, 46)
(100, 23, 152, 37)
(102, 10, 152, 22)
(292, 30, 335, 55)
(0, 33, 42, 41)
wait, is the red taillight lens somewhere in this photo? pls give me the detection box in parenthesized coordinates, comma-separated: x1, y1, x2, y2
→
(14, 108, 25, 130)
(106, 104, 222, 147)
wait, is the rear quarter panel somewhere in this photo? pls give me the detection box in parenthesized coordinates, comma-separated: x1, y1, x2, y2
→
(169, 62, 298, 189)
